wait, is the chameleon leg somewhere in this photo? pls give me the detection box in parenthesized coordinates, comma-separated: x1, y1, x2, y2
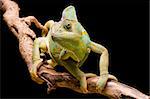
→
(29, 38, 46, 84)
(60, 60, 88, 93)
(41, 20, 54, 37)
(89, 41, 117, 92)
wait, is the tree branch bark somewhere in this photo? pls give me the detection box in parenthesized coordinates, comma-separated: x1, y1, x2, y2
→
(1, 0, 149, 98)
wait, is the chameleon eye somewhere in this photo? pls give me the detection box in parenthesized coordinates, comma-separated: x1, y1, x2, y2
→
(64, 23, 72, 31)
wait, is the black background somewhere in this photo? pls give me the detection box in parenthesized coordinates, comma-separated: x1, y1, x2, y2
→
(1, 0, 149, 98)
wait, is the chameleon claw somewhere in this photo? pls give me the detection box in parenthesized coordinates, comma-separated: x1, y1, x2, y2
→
(29, 59, 44, 84)
(80, 86, 88, 93)
(108, 74, 118, 81)
(30, 65, 44, 84)
(85, 73, 97, 78)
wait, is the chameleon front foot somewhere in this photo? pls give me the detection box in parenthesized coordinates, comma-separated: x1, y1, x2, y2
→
(29, 59, 44, 84)
(79, 73, 97, 93)
(96, 74, 108, 92)
(79, 75, 89, 93)
(96, 74, 118, 92)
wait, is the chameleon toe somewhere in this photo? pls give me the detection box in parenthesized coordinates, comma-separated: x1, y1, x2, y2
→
(29, 64, 44, 84)
(108, 74, 118, 81)
(80, 86, 88, 93)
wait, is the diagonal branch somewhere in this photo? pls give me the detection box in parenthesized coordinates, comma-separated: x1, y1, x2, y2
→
(1, 0, 149, 98)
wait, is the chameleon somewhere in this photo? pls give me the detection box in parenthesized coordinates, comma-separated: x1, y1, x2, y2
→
(29, 5, 117, 93)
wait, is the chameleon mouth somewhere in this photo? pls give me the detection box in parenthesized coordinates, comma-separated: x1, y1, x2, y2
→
(51, 35, 54, 40)
(51, 32, 57, 41)
(51, 32, 61, 42)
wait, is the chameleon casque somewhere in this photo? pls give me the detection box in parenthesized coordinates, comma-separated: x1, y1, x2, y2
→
(29, 5, 117, 93)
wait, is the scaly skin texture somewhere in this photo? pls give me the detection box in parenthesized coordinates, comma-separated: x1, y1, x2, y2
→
(30, 5, 117, 93)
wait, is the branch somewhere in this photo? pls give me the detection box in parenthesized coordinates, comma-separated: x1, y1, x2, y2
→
(38, 66, 149, 99)
(1, 0, 149, 98)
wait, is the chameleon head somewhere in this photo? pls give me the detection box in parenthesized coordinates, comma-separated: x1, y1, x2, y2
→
(51, 5, 90, 50)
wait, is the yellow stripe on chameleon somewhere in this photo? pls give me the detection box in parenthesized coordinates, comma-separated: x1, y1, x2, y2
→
(81, 31, 87, 35)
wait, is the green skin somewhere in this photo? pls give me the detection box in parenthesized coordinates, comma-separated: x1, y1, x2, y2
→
(30, 6, 117, 93)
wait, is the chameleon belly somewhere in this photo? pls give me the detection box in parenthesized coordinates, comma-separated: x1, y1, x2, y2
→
(48, 37, 89, 67)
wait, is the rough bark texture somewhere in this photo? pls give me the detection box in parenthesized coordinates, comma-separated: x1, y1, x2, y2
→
(1, 0, 150, 99)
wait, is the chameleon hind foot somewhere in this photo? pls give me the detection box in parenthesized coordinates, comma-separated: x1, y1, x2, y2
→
(29, 59, 44, 84)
